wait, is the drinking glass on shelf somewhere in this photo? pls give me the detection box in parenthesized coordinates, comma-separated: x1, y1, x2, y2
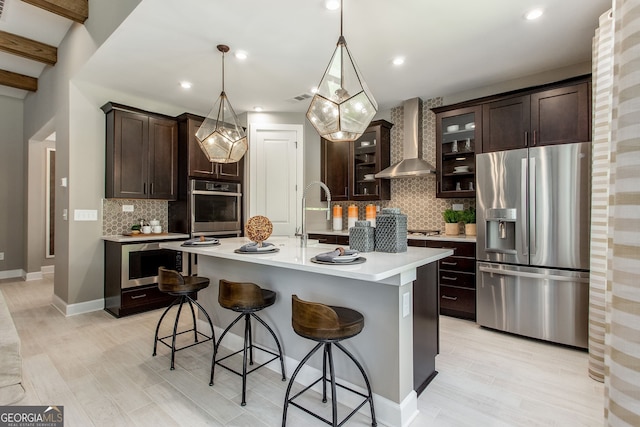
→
(464, 138, 471, 152)
(451, 140, 458, 153)
(456, 182, 461, 191)
(469, 182, 474, 191)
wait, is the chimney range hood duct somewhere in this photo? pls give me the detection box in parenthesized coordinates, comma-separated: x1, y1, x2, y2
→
(375, 97, 436, 179)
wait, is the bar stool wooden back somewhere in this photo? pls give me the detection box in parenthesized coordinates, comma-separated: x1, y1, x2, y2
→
(282, 295, 376, 426)
(153, 267, 215, 370)
(210, 279, 286, 406)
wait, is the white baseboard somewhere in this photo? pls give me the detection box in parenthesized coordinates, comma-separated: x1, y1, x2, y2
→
(51, 294, 104, 317)
(41, 265, 55, 274)
(196, 319, 414, 427)
(23, 265, 55, 281)
(0, 269, 25, 280)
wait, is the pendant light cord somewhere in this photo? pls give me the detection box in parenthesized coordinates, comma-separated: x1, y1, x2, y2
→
(221, 50, 225, 94)
(340, 0, 343, 36)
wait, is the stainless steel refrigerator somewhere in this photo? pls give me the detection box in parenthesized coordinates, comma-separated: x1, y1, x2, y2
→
(476, 142, 591, 348)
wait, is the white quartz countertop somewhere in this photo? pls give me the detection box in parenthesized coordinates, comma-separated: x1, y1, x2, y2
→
(161, 236, 453, 284)
(308, 229, 476, 243)
(101, 233, 190, 243)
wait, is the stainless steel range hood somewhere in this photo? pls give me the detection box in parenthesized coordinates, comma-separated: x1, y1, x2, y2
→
(375, 97, 436, 178)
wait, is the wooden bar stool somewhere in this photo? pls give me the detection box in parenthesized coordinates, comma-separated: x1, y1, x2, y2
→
(153, 267, 215, 370)
(210, 279, 286, 406)
(282, 295, 376, 427)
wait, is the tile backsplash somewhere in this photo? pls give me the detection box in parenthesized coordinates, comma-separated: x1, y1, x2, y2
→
(318, 97, 475, 233)
(102, 199, 168, 235)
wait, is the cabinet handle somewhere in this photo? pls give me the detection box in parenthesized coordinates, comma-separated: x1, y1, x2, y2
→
(130, 294, 147, 299)
(524, 131, 528, 147)
(143, 183, 147, 194)
(532, 130, 537, 146)
(442, 275, 458, 281)
(345, 187, 348, 196)
(442, 295, 458, 301)
(150, 182, 154, 195)
(441, 261, 457, 266)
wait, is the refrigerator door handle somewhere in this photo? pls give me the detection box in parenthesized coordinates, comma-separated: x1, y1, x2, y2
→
(521, 158, 528, 257)
(478, 265, 589, 283)
(529, 157, 536, 256)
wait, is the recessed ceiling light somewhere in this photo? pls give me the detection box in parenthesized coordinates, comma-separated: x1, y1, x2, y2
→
(180, 81, 192, 89)
(253, 106, 263, 112)
(392, 57, 405, 66)
(325, 0, 340, 11)
(525, 8, 543, 20)
(235, 51, 248, 60)
(311, 86, 319, 94)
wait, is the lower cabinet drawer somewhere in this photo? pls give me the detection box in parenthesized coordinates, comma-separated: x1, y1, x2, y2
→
(122, 285, 173, 308)
(440, 285, 476, 320)
(439, 256, 475, 272)
(439, 270, 476, 289)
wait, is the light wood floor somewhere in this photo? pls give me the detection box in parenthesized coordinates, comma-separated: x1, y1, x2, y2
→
(1, 275, 604, 426)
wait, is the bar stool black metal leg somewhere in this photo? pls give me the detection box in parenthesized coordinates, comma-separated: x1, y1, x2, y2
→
(210, 313, 244, 386)
(322, 344, 329, 403)
(247, 314, 254, 365)
(240, 313, 251, 406)
(189, 297, 216, 351)
(186, 297, 198, 342)
(170, 297, 186, 370)
(327, 343, 338, 427)
(251, 313, 286, 381)
(282, 342, 323, 427)
(153, 297, 181, 356)
(336, 342, 377, 427)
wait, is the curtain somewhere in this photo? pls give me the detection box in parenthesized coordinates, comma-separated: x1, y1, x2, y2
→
(604, 0, 640, 424)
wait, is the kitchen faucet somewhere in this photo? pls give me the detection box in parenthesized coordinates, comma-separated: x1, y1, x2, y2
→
(296, 181, 331, 247)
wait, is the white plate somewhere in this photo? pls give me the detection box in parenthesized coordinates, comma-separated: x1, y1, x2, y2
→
(465, 122, 475, 130)
(446, 125, 460, 132)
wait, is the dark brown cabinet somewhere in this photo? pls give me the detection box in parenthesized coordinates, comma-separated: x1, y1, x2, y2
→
(177, 113, 244, 182)
(434, 105, 481, 198)
(409, 239, 477, 321)
(103, 103, 178, 200)
(321, 120, 392, 201)
(482, 82, 590, 153)
(307, 233, 350, 246)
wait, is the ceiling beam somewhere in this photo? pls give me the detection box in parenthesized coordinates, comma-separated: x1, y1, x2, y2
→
(21, 0, 88, 24)
(0, 30, 57, 66)
(0, 69, 38, 91)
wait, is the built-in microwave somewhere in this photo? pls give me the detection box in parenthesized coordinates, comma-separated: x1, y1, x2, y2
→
(121, 242, 186, 289)
(190, 179, 242, 236)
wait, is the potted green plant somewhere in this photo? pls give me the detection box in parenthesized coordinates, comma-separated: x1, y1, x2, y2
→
(460, 207, 476, 236)
(442, 208, 461, 236)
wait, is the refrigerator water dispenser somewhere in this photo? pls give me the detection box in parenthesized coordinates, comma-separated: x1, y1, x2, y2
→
(484, 208, 517, 254)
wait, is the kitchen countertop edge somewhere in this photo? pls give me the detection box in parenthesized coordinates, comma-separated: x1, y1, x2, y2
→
(101, 233, 190, 243)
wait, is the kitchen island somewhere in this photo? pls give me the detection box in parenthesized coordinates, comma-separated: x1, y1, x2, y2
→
(160, 237, 452, 427)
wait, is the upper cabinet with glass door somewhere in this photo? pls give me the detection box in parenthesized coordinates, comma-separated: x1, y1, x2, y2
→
(350, 120, 392, 201)
(434, 105, 482, 198)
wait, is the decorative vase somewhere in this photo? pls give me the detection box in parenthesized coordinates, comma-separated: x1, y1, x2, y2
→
(445, 222, 460, 236)
(465, 223, 477, 236)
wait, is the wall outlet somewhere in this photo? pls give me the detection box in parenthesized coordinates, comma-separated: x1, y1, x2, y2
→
(0, 252, 4, 261)
(122, 205, 134, 212)
(62, 209, 68, 221)
(452, 204, 464, 211)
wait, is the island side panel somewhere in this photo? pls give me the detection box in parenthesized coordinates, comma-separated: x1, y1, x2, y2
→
(197, 255, 413, 405)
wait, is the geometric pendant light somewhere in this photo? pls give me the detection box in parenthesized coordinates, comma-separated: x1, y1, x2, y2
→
(306, 0, 377, 142)
(195, 44, 248, 163)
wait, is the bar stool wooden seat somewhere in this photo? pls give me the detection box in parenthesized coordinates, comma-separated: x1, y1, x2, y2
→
(282, 295, 376, 427)
(210, 279, 286, 406)
(153, 267, 215, 370)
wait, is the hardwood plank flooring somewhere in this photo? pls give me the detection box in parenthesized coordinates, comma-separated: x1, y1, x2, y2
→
(0, 275, 604, 426)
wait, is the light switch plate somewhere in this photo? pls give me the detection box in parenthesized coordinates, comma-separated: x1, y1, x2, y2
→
(74, 209, 98, 221)
(452, 204, 464, 211)
(122, 205, 134, 212)
(402, 292, 411, 318)
(0, 252, 4, 261)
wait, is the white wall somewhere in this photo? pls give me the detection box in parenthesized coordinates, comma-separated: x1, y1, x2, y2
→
(22, 0, 142, 309)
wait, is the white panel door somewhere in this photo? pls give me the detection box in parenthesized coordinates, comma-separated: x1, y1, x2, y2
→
(249, 125, 302, 237)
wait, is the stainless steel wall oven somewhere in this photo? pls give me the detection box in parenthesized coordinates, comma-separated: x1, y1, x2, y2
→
(190, 179, 242, 236)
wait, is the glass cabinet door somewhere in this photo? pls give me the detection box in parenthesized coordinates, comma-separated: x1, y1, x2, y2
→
(437, 106, 481, 198)
(352, 129, 379, 198)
